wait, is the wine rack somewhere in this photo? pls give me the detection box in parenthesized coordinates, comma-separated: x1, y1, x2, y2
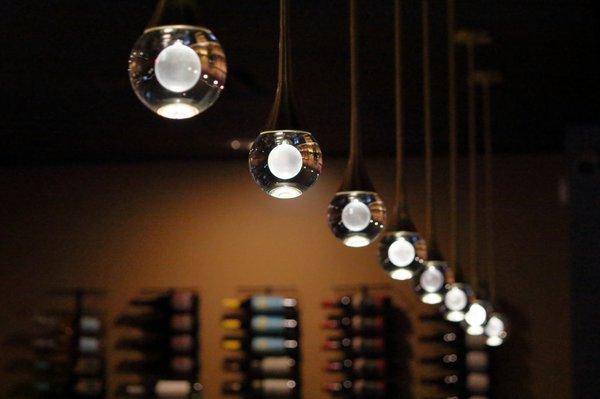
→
(5, 288, 107, 398)
(114, 288, 202, 398)
(417, 312, 491, 398)
(321, 286, 410, 398)
(221, 287, 301, 398)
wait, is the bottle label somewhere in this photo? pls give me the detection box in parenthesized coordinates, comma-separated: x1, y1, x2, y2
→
(261, 357, 295, 376)
(251, 316, 287, 333)
(251, 296, 285, 313)
(251, 337, 286, 355)
(155, 380, 191, 396)
(260, 379, 296, 395)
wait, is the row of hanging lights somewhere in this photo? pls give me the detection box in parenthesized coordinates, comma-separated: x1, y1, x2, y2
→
(126, 0, 509, 347)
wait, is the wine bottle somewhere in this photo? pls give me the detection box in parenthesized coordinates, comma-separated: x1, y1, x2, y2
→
(72, 377, 104, 396)
(222, 378, 298, 398)
(79, 315, 102, 335)
(222, 336, 299, 356)
(421, 374, 462, 389)
(222, 314, 299, 336)
(324, 358, 386, 378)
(116, 356, 196, 378)
(321, 293, 388, 315)
(419, 332, 462, 346)
(73, 356, 104, 376)
(130, 291, 196, 313)
(322, 315, 384, 335)
(465, 350, 489, 372)
(116, 333, 195, 354)
(322, 337, 384, 356)
(420, 353, 462, 370)
(222, 295, 298, 316)
(115, 313, 194, 333)
(322, 379, 386, 398)
(117, 380, 198, 398)
(223, 356, 297, 377)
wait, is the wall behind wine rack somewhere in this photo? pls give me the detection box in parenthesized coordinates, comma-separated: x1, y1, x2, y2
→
(0, 155, 571, 398)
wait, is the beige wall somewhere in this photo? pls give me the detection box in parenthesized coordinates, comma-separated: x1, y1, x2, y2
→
(0, 155, 572, 398)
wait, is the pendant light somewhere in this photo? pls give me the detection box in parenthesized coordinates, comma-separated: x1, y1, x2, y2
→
(412, 0, 448, 305)
(441, 0, 475, 323)
(378, 0, 426, 280)
(327, 0, 386, 247)
(475, 70, 509, 347)
(458, 29, 493, 336)
(128, 0, 227, 119)
(248, 0, 323, 199)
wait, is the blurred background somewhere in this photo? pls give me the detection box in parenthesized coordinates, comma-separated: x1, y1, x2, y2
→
(0, 0, 598, 398)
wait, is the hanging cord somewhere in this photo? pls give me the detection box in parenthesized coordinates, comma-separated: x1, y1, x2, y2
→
(266, 0, 299, 130)
(349, 0, 361, 161)
(422, 0, 433, 242)
(466, 38, 479, 291)
(447, 0, 458, 276)
(394, 0, 406, 213)
(481, 74, 500, 301)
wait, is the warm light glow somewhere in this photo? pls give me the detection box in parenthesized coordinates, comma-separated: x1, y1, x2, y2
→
(465, 302, 488, 336)
(343, 235, 370, 248)
(445, 310, 465, 322)
(485, 315, 506, 337)
(269, 186, 302, 199)
(387, 238, 415, 267)
(467, 325, 485, 335)
(267, 143, 303, 180)
(157, 103, 200, 119)
(486, 335, 504, 347)
(341, 200, 372, 232)
(420, 267, 444, 292)
(421, 292, 443, 305)
(390, 268, 413, 281)
(445, 286, 468, 311)
(155, 41, 201, 93)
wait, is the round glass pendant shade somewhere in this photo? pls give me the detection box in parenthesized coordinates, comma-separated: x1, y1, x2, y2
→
(463, 300, 493, 336)
(327, 191, 386, 247)
(414, 261, 448, 305)
(378, 231, 425, 280)
(442, 282, 474, 322)
(485, 312, 509, 347)
(249, 130, 322, 199)
(129, 25, 227, 119)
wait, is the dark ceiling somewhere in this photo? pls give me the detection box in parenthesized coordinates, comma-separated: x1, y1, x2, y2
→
(0, 0, 598, 166)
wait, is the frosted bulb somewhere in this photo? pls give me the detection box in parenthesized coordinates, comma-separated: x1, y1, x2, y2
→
(465, 303, 487, 327)
(445, 287, 468, 311)
(485, 315, 505, 337)
(420, 267, 444, 292)
(387, 238, 415, 267)
(341, 201, 372, 232)
(155, 41, 201, 93)
(267, 143, 303, 180)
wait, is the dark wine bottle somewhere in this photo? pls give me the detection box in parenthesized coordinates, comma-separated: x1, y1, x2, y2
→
(324, 358, 386, 378)
(117, 380, 198, 398)
(116, 355, 196, 378)
(322, 337, 384, 356)
(222, 314, 299, 336)
(322, 379, 386, 398)
(322, 315, 384, 335)
(116, 333, 195, 354)
(115, 313, 194, 333)
(223, 356, 297, 377)
(419, 332, 462, 346)
(321, 293, 388, 315)
(222, 378, 298, 398)
(72, 377, 104, 396)
(130, 291, 196, 313)
(222, 295, 298, 316)
(222, 335, 299, 356)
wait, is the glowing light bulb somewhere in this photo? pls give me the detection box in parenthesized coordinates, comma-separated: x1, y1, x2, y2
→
(390, 268, 413, 281)
(249, 131, 322, 199)
(155, 41, 201, 93)
(465, 303, 487, 326)
(267, 143, 303, 180)
(387, 238, 415, 267)
(420, 267, 444, 292)
(485, 313, 508, 347)
(445, 286, 468, 311)
(341, 200, 372, 232)
(129, 26, 227, 119)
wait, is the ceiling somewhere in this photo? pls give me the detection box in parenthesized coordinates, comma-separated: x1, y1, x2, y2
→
(0, 0, 598, 166)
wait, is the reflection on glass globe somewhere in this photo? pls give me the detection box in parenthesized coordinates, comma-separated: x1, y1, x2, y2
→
(442, 282, 474, 322)
(328, 191, 386, 247)
(485, 312, 509, 347)
(378, 231, 425, 280)
(129, 25, 227, 119)
(249, 130, 322, 199)
(463, 300, 493, 336)
(414, 261, 448, 305)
